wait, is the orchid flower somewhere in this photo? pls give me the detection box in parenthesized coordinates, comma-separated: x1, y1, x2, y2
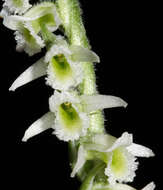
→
(22, 91, 127, 142)
(45, 37, 100, 90)
(2, 2, 61, 55)
(71, 132, 154, 186)
(9, 36, 100, 91)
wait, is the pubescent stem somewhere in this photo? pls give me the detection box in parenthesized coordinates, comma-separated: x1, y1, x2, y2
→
(56, 0, 104, 134)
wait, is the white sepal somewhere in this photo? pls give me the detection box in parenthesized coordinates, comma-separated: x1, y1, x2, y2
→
(81, 94, 127, 113)
(142, 182, 156, 190)
(71, 146, 86, 177)
(22, 112, 54, 142)
(127, 143, 155, 158)
(9, 58, 47, 91)
(70, 45, 100, 63)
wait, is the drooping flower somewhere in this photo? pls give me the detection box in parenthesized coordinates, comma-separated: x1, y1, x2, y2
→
(71, 132, 154, 186)
(22, 91, 127, 142)
(2, 2, 61, 55)
(2, 0, 32, 15)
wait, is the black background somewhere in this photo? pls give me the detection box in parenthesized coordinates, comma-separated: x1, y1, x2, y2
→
(0, 0, 161, 189)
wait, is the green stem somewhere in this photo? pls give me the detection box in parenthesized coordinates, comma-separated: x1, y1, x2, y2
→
(56, 0, 104, 134)
(79, 162, 105, 190)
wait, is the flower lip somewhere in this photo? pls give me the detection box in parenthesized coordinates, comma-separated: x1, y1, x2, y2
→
(49, 91, 89, 142)
(45, 38, 83, 91)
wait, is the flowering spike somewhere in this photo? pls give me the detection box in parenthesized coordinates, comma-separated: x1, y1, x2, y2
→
(3, 0, 156, 189)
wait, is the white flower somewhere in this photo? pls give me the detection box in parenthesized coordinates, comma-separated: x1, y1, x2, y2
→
(8, 37, 101, 91)
(49, 91, 90, 141)
(2, 0, 32, 15)
(45, 37, 100, 91)
(2, 2, 61, 55)
(22, 91, 127, 142)
(92, 182, 156, 190)
(71, 132, 154, 186)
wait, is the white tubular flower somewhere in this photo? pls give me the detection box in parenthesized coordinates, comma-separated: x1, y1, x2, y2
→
(2, 0, 32, 15)
(71, 132, 154, 186)
(22, 112, 54, 142)
(21, 91, 127, 142)
(2, 2, 61, 55)
(92, 182, 156, 190)
(49, 91, 127, 142)
(45, 37, 99, 91)
(49, 91, 90, 141)
(9, 58, 47, 91)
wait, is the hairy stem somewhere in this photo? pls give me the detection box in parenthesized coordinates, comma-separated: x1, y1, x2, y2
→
(56, 0, 104, 134)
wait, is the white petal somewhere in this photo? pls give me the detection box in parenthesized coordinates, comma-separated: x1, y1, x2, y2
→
(71, 146, 86, 177)
(22, 112, 54, 142)
(70, 45, 100, 63)
(127, 143, 155, 157)
(81, 95, 128, 113)
(142, 182, 156, 190)
(9, 58, 47, 91)
(105, 132, 133, 152)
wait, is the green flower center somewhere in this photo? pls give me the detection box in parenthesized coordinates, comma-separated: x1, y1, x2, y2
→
(51, 54, 73, 81)
(13, 0, 23, 7)
(110, 148, 127, 177)
(58, 102, 82, 132)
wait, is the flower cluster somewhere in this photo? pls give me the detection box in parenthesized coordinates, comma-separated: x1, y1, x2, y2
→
(2, 0, 156, 190)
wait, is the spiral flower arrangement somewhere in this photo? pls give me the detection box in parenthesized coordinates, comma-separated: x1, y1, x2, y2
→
(1, 0, 156, 189)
